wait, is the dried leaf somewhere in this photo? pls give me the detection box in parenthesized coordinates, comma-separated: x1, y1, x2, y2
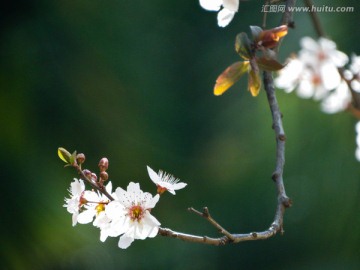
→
(256, 57, 285, 71)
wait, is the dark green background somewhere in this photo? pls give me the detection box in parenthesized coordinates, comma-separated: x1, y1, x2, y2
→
(1, 0, 360, 269)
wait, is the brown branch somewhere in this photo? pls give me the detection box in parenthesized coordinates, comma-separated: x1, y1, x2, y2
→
(156, 0, 295, 245)
(281, 0, 296, 26)
(73, 164, 115, 201)
(188, 207, 236, 242)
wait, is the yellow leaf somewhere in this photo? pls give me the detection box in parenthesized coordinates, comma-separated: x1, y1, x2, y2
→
(248, 69, 261, 97)
(58, 147, 71, 163)
(214, 61, 250, 96)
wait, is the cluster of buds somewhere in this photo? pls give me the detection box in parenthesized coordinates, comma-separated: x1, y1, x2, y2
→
(57, 147, 110, 188)
(97, 157, 109, 187)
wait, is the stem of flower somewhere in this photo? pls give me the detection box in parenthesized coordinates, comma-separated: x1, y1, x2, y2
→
(74, 164, 115, 201)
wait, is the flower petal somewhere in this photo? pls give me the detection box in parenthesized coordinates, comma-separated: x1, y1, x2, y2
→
(217, 8, 236, 27)
(71, 213, 79, 226)
(330, 50, 349, 67)
(105, 181, 113, 194)
(300, 37, 319, 52)
(105, 201, 125, 219)
(145, 194, 160, 209)
(118, 235, 134, 249)
(77, 209, 96, 224)
(320, 62, 341, 91)
(199, 0, 222, 11)
(70, 179, 85, 196)
(147, 166, 160, 184)
(173, 182, 187, 190)
(127, 182, 141, 193)
(223, 0, 239, 11)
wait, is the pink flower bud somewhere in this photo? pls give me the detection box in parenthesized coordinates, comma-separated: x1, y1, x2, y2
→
(100, 171, 109, 181)
(76, 153, 86, 164)
(98, 158, 109, 172)
(83, 169, 92, 179)
(91, 173, 98, 182)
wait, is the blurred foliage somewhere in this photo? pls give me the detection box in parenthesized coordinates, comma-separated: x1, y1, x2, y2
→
(1, 0, 360, 269)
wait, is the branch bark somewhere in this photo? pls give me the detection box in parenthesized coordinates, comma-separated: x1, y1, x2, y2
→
(157, 0, 296, 245)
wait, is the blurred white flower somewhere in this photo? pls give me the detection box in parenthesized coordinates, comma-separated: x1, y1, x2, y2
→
(275, 37, 350, 113)
(76, 182, 114, 225)
(97, 182, 160, 249)
(147, 166, 187, 195)
(320, 81, 351, 114)
(275, 57, 305, 94)
(63, 178, 86, 226)
(300, 37, 348, 68)
(349, 54, 360, 75)
(199, 0, 239, 27)
(355, 122, 360, 161)
(349, 54, 360, 92)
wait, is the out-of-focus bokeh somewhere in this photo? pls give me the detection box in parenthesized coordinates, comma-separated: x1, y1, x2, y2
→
(1, 0, 360, 269)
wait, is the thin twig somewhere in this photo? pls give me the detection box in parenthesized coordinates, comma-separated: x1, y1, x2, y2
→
(304, 0, 326, 37)
(74, 164, 115, 201)
(281, 0, 296, 26)
(188, 207, 236, 242)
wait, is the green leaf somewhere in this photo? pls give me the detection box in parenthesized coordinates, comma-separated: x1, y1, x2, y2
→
(235, 33, 252, 60)
(58, 147, 71, 163)
(256, 57, 285, 71)
(250, 25, 263, 40)
(69, 151, 77, 165)
(214, 61, 250, 96)
(248, 69, 261, 97)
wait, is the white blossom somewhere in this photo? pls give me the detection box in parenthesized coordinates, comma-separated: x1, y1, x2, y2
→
(275, 37, 350, 113)
(76, 182, 114, 225)
(275, 57, 305, 94)
(349, 54, 360, 92)
(199, 0, 239, 27)
(320, 81, 351, 114)
(97, 182, 161, 249)
(355, 122, 360, 161)
(147, 166, 187, 195)
(350, 54, 360, 75)
(63, 178, 86, 226)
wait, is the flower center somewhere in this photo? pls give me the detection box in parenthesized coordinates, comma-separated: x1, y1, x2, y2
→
(312, 74, 322, 85)
(157, 185, 167, 194)
(318, 51, 326, 62)
(129, 205, 144, 222)
(96, 203, 106, 214)
(79, 192, 88, 207)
